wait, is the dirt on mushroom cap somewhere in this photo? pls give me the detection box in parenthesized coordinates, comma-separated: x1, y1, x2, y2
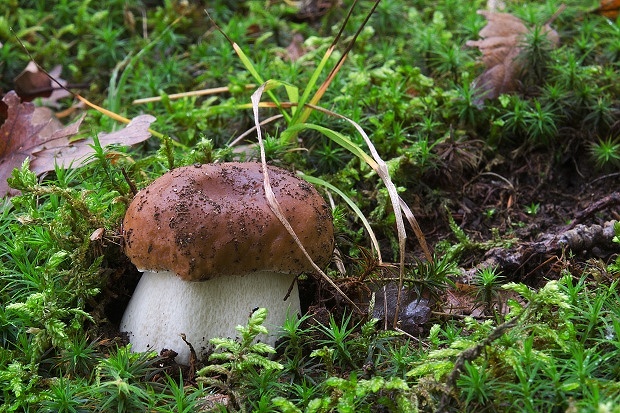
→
(122, 162, 335, 281)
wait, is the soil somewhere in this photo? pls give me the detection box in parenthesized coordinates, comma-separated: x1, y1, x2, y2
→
(305, 141, 620, 335)
(413, 142, 620, 271)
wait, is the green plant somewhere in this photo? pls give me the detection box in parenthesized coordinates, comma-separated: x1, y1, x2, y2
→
(524, 202, 540, 215)
(53, 335, 100, 378)
(523, 99, 558, 143)
(517, 23, 559, 91)
(0, 359, 42, 410)
(383, 340, 421, 379)
(6, 286, 94, 361)
(278, 312, 315, 381)
(471, 266, 504, 315)
(456, 361, 498, 408)
(312, 141, 350, 173)
(589, 137, 620, 169)
(282, 379, 321, 410)
(315, 313, 358, 370)
(243, 368, 282, 412)
(3, 1, 620, 410)
(430, 43, 471, 82)
(407, 254, 458, 301)
(155, 374, 202, 413)
(197, 308, 283, 408)
(501, 96, 532, 140)
(90, 346, 158, 413)
(607, 223, 620, 275)
(273, 373, 415, 413)
(584, 96, 616, 134)
(39, 377, 90, 413)
(452, 79, 484, 128)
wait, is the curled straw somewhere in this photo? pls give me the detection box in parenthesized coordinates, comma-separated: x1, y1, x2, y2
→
(301, 103, 433, 326)
(251, 84, 362, 313)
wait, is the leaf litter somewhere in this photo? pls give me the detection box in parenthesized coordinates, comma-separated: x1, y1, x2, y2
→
(466, 10, 559, 102)
(0, 90, 155, 197)
(14, 61, 73, 104)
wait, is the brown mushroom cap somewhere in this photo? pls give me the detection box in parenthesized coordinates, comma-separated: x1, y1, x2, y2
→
(123, 162, 334, 281)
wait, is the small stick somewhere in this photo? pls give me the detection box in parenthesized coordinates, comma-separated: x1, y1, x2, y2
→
(132, 84, 256, 104)
(564, 191, 620, 230)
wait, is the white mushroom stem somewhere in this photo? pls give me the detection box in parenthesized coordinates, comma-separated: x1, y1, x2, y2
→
(120, 271, 300, 365)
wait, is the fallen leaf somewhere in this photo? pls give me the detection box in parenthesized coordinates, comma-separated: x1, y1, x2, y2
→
(290, 0, 340, 21)
(285, 33, 307, 62)
(466, 10, 559, 101)
(0, 90, 155, 197)
(0, 91, 82, 196)
(90, 227, 105, 242)
(14, 61, 72, 104)
(30, 114, 155, 174)
(592, 0, 620, 19)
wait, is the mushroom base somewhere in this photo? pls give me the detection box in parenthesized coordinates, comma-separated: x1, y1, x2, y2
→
(119, 270, 301, 365)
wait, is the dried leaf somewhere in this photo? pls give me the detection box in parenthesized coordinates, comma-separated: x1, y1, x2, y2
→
(292, 0, 339, 20)
(0, 91, 81, 196)
(592, 0, 620, 19)
(466, 10, 559, 101)
(0, 90, 155, 197)
(14, 61, 72, 104)
(285, 33, 307, 62)
(30, 114, 155, 174)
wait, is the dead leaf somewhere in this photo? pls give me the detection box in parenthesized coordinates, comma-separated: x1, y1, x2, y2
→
(466, 10, 559, 101)
(592, 0, 620, 19)
(285, 33, 307, 62)
(289, 0, 340, 21)
(30, 113, 155, 174)
(14, 61, 72, 104)
(0, 91, 82, 196)
(90, 227, 105, 242)
(0, 90, 155, 197)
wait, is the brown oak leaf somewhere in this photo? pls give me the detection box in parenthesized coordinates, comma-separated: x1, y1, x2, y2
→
(592, 0, 620, 19)
(30, 114, 155, 174)
(0, 90, 155, 197)
(14, 61, 73, 104)
(466, 10, 559, 102)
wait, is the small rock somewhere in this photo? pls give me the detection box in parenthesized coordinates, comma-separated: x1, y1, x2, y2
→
(371, 282, 431, 335)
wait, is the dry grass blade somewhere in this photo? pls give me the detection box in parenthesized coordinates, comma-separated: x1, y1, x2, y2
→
(313, 108, 406, 327)
(132, 84, 256, 104)
(228, 114, 284, 147)
(399, 197, 433, 262)
(303, 103, 434, 327)
(305, 103, 432, 261)
(250, 84, 361, 313)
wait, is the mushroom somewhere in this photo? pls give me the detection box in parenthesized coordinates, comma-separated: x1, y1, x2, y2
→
(120, 162, 334, 364)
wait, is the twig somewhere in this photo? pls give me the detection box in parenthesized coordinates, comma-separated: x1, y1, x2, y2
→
(437, 311, 524, 412)
(564, 191, 620, 230)
(180, 334, 197, 382)
(132, 84, 256, 104)
(120, 167, 138, 197)
(590, 172, 620, 185)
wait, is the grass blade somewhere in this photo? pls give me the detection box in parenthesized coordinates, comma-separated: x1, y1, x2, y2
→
(299, 172, 382, 263)
(251, 83, 360, 312)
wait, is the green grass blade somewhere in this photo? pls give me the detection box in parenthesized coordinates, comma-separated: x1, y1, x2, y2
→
(299, 173, 382, 263)
(282, 123, 377, 167)
(290, 44, 336, 125)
